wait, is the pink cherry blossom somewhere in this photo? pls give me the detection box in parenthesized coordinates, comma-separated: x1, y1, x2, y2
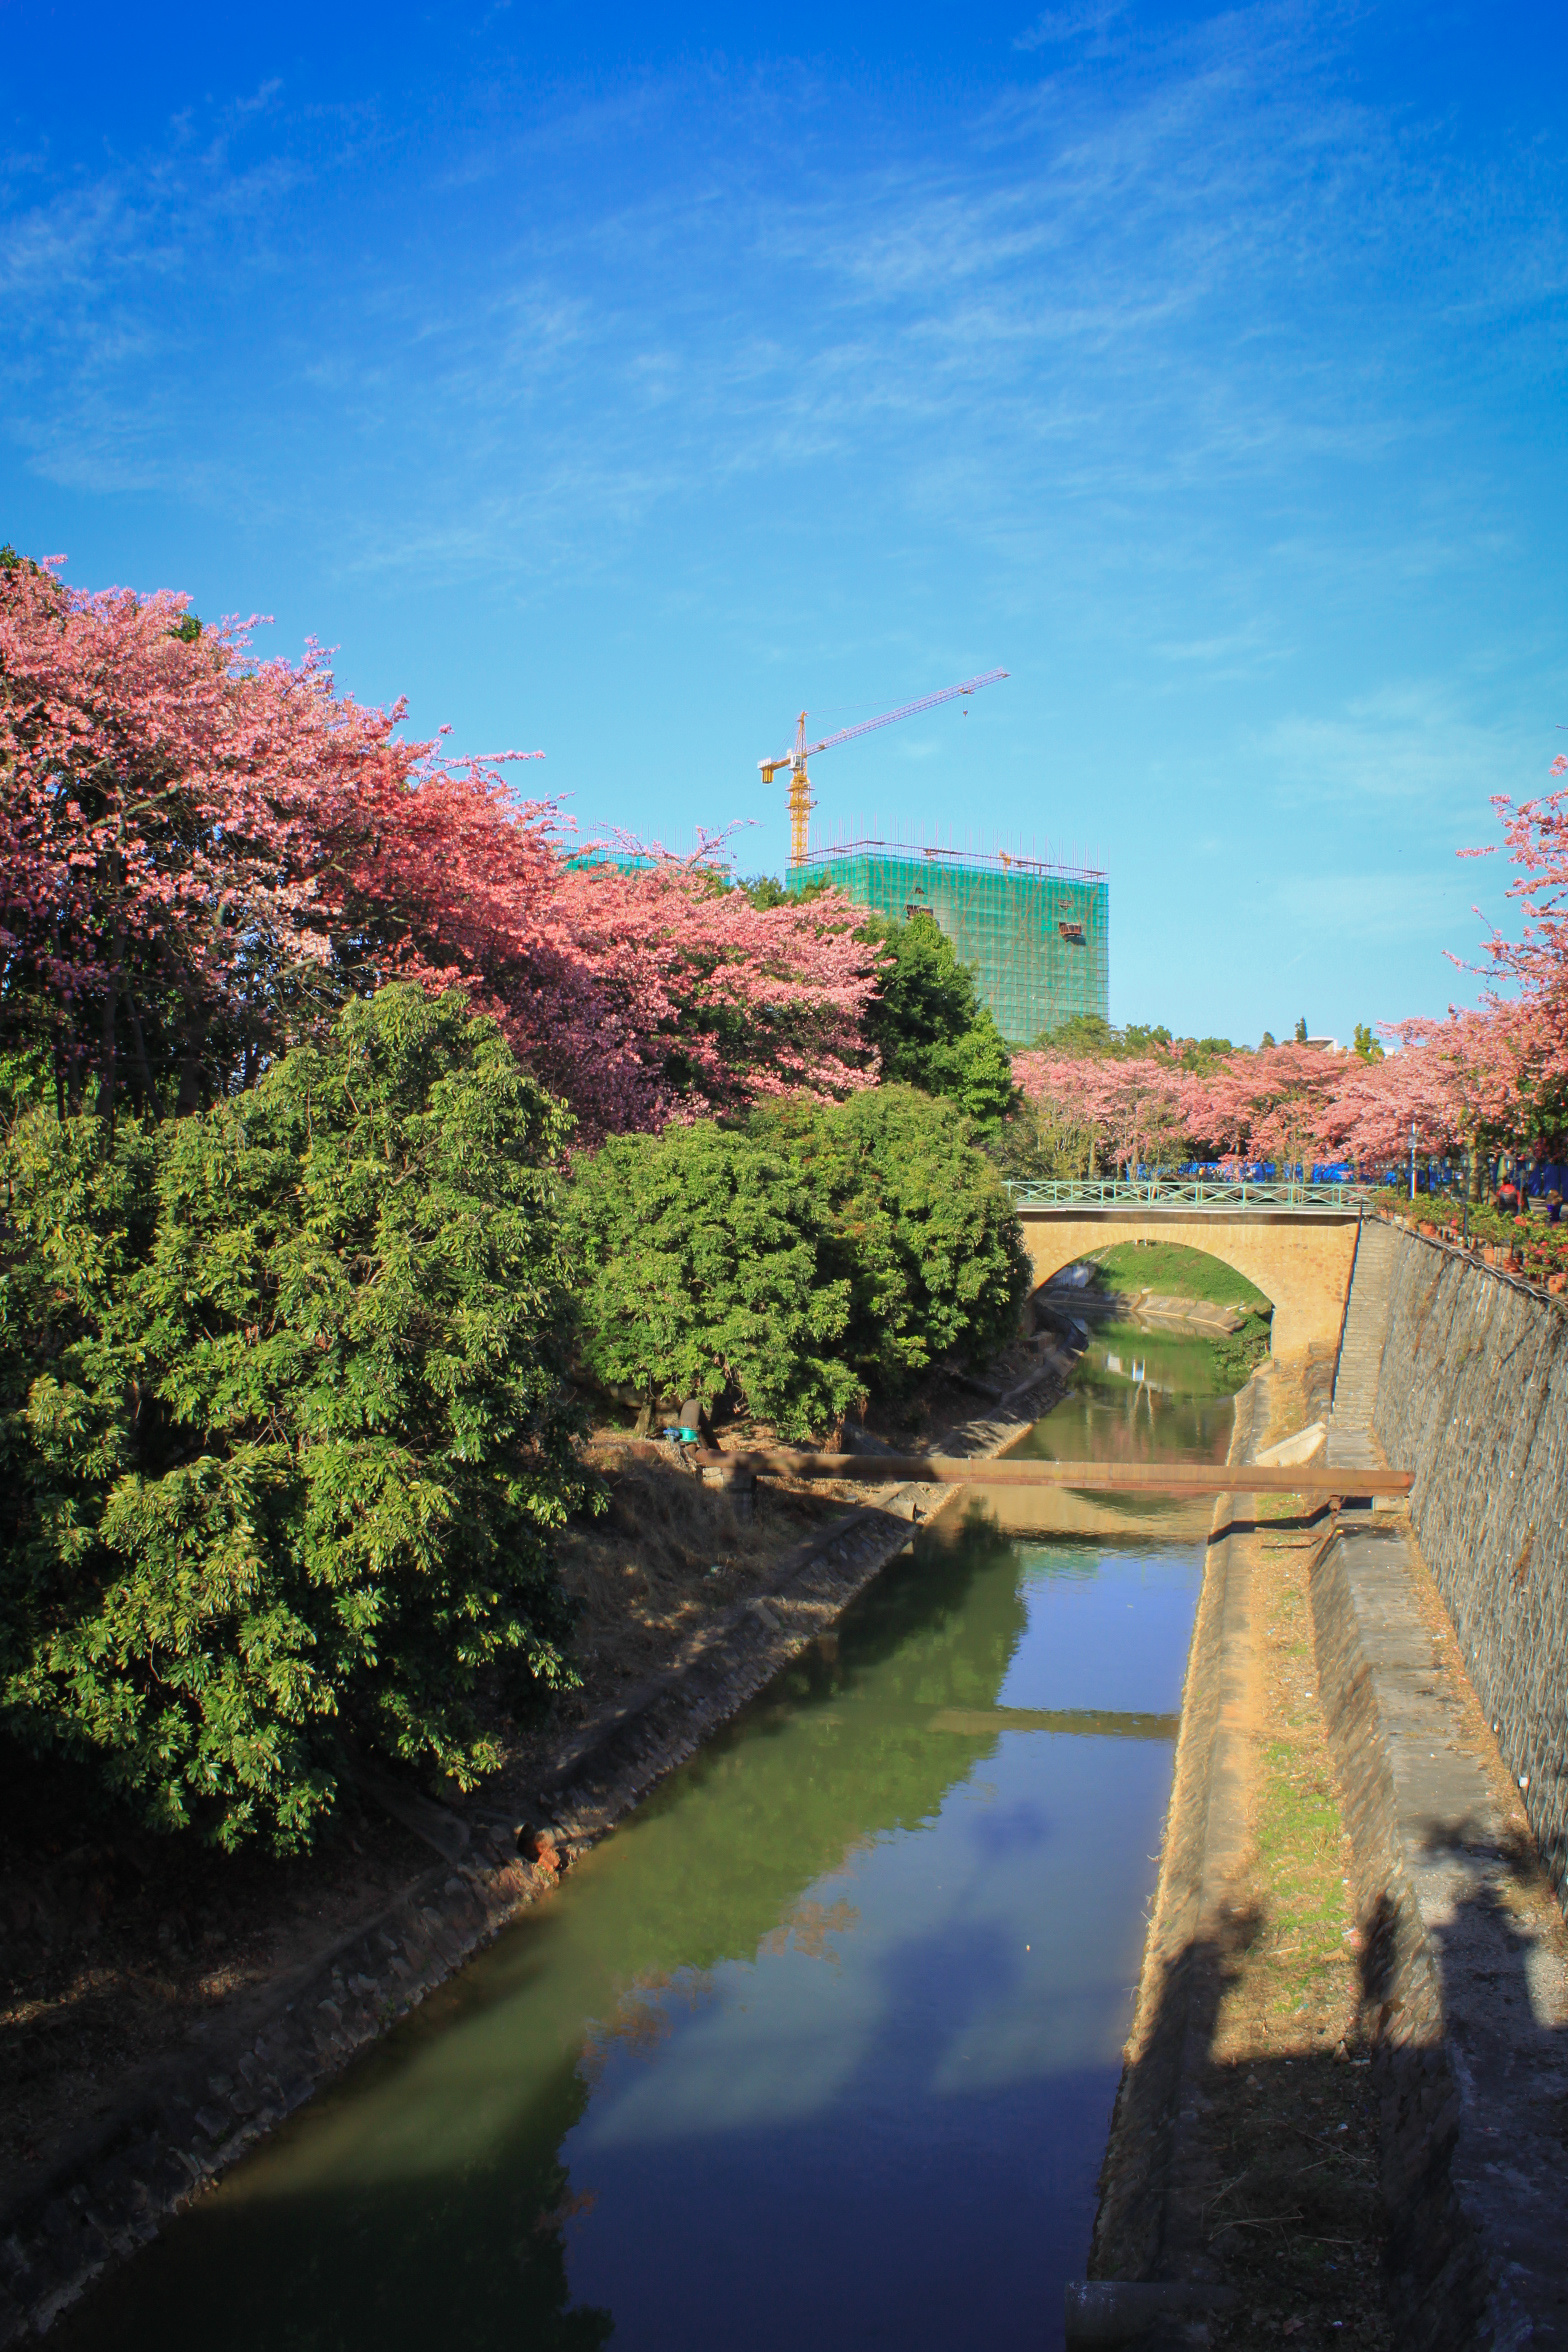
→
(0, 559, 877, 1134)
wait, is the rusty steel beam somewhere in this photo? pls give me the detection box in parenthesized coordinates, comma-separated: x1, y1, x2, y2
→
(675, 1448, 1412, 1496)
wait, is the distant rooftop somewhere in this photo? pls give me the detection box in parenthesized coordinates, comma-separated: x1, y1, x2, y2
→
(792, 835, 1105, 886)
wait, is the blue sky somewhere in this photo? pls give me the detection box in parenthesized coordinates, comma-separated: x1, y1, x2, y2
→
(3, 0, 1564, 1044)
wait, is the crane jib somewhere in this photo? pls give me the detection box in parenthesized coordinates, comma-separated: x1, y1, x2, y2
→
(759, 670, 1009, 862)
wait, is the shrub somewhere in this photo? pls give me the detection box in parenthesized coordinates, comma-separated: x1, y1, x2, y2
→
(0, 986, 591, 1851)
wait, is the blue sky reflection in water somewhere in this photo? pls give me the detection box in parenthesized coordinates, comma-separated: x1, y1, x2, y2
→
(562, 1547, 1195, 2351)
(58, 1409, 1209, 2352)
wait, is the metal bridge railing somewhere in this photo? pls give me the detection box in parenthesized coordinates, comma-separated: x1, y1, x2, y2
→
(1004, 1178, 1369, 1211)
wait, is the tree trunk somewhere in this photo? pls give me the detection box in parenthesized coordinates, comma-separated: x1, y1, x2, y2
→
(97, 919, 127, 1125)
(175, 997, 207, 1116)
(124, 987, 156, 1118)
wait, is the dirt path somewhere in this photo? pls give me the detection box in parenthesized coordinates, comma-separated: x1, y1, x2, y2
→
(1184, 1507, 1391, 2348)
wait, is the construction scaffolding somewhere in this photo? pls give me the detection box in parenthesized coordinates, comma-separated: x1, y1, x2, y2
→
(788, 839, 1108, 1046)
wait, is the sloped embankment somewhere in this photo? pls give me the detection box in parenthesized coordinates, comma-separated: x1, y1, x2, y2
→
(0, 1346, 1077, 2344)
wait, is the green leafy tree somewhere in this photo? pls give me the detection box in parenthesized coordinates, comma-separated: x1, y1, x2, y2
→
(1036, 1014, 1233, 1072)
(990, 1089, 1094, 1183)
(1041, 1012, 1120, 1055)
(759, 1087, 1031, 1399)
(858, 912, 1013, 1125)
(567, 1089, 1030, 1430)
(1294, 1016, 1309, 1043)
(0, 986, 590, 1851)
(563, 1122, 860, 1439)
(737, 873, 834, 911)
(1352, 1022, 1385, 1063)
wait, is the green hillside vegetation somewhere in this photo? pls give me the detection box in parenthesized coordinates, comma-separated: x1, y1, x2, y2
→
(1082, 1241, 1274, 1391)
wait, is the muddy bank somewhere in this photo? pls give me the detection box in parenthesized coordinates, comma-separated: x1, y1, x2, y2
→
(0, 1343, 1076, 2344)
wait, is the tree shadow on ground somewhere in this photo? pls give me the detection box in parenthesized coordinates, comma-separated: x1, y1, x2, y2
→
(1091, 1823, 1567, 2352)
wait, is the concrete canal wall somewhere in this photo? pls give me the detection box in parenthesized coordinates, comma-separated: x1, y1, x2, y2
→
(1370, 1223, 1568, 1907)
(1087, 1218, 1568, 2352)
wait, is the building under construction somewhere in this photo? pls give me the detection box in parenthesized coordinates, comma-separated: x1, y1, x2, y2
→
(787, 839, 1108, 1047)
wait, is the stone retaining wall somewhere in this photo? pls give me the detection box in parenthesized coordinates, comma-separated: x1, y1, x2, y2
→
(1372, 1227, 1568, 1905)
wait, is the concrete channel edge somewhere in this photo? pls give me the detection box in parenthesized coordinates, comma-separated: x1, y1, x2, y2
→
(1076, 1370, 1266, 2339)
(1084, 1365, 1568, 2349)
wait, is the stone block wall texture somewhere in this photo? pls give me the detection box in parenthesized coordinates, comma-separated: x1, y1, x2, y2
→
(1372, 1231, 1568, 1905)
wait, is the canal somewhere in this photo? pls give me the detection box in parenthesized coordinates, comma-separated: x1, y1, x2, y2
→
(66, 1319, 1238, 2352)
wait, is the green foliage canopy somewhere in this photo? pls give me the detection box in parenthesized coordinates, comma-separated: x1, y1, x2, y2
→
(566, 1087, 1030, 1437)
(562, 1121, 861, 1441)
(988, 1088, 1094, 1184)
(757, 1087, 1031, 1400)
(0, 987, 591, 1851)
(1042, 1012, 1237, 1072)
(857, 912, 1014, 1126)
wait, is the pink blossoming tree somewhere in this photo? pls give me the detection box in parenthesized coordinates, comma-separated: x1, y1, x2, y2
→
(0, 556, 877, 1135)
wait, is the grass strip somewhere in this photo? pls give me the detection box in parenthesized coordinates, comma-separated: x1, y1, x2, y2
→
(1200, 1510, 1391, 2351)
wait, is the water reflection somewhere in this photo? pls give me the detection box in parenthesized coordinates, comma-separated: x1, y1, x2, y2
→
(1021, 1321, 1238, 1459)
(62, 1517, 1209, 2352)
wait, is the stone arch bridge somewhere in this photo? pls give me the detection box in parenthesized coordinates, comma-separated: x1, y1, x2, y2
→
(1011, 1183, 1364, 1363)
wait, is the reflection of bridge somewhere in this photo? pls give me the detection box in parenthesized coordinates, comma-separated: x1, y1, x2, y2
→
(912, 1705, 1178, 1740)
(805, 1703, 1179, 1739)
(1007, 1181, 1365, 1362)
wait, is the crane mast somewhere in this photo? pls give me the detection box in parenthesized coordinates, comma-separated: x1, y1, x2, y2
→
(759, 670, 1008, 865)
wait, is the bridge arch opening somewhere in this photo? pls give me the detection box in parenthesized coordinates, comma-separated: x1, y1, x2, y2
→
(1033, 1238, 1276, 1391)
(1038, 1236, 1274, 1318)
(1012, 1205, 1360, 1364)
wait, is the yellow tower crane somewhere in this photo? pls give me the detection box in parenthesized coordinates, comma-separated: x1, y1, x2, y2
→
(759, 670, 1008, 866)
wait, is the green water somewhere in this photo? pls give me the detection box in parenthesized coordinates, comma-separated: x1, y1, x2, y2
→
(66, 1349, 1231, 2352)
(1009, 1321, 1238, 1487)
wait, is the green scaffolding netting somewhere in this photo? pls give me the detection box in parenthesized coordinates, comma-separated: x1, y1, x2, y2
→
(789, 846, 1109, 1047)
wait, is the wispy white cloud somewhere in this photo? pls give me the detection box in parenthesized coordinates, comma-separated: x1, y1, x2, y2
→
(1, 4, 1562, 631)
(1014, 2, 1126, 55)
(1271, 867, 1484, 943)
(1250, 687, 1536, 816)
